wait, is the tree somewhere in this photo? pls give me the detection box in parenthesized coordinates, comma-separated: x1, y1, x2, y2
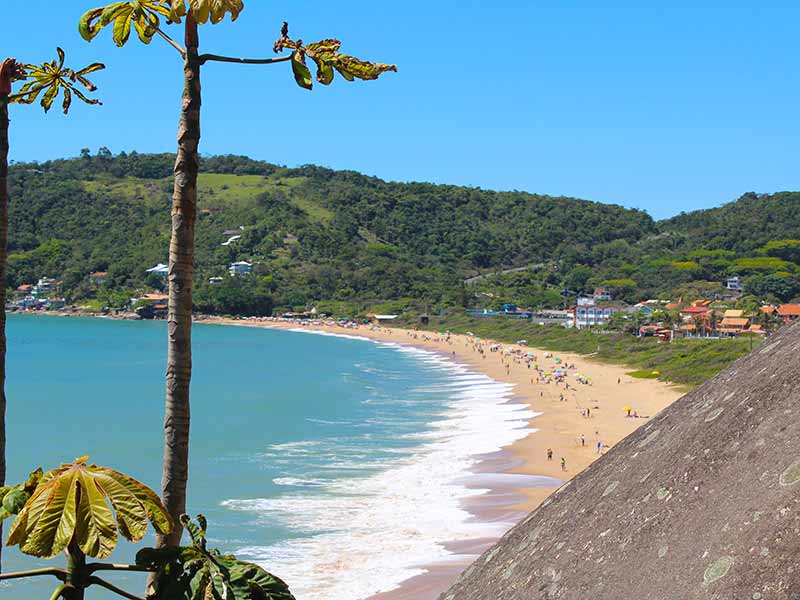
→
(0, 50, 103, 570)
(79, 0, 396, 549)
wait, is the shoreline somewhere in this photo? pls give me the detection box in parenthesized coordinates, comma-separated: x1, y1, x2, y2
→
(15, 311, 684, 598)
(198, 316, 684, 599)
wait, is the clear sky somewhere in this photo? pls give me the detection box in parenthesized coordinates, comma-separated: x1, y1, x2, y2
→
(2, 1, 799, 219)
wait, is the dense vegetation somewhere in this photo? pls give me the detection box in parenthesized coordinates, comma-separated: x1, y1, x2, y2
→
(6, 151, 800, 315)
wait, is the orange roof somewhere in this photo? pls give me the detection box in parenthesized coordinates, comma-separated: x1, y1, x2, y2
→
(721, 317, 749, 327)
(681, 306, 709, 314)
(778, 304, 800, 317)
(141, 293, 169, 301)
(679, 324, 697, 331)
(16, 284, 32, 291)
(665, 303, 681, 310)
(748, 324, 764, 332)
(761, 306, 776, 314)
(90, 271, 108, 277)
(723, 309, 744, 318)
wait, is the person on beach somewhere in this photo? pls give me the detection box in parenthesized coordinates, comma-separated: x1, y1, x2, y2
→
(596, 440, 602, 454)
(561, 457, 567, 471)
(547, 448, 553, 461)
(587, 407, 591, 418)
(580, 434, 585, 447)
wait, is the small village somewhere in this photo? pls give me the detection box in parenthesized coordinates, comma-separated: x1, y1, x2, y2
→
(467, 275, 800, 340)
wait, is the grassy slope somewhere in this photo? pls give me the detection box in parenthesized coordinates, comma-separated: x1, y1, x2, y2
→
(82, 173, 332, 222)
(414, 313, 758, 388)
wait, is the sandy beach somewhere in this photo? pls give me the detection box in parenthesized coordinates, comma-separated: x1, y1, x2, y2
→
(196, 316, 684, 599)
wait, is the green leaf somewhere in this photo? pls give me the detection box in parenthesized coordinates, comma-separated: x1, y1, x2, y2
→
(3, 488, 29, 514)
(40, 83, 60, 113)
(291, 51, 313, 90)
(6, 459, 171, 559)
(113, 13, 133, 47)
(78, 8, 105, 41)
(22, 471, 78, 558)
(316, 63, 334, 85)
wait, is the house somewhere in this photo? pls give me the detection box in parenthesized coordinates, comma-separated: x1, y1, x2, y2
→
(209, 276, 224, 285)
(723, 309, 745, 319)
(777, 304, 800, 323)
(15, 284, 32, 295)
(718, 317, 750, 335)
(593, 287, 612, 301)
(372, 314, 399, 324)
(726, 276, 743, 292)
(573, 298, 622, 329)
(229, 261, 252, 276)
(626, 302, 654, 316)
(89, 271, 108, 284)
(146, 263, 169, 277)
(530, 309, 574, 328)
(679, 305, 709, 321)
(46, 298, 66, 310)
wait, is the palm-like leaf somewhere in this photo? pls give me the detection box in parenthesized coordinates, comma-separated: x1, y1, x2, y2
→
(5, 457, 172, 559)
(10, 48, 104, 114)
(79, 0, 172, 46)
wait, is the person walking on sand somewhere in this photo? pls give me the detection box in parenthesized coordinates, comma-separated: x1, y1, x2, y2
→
(580, 434, 585, 447)
(547, 448, 553, 461)
(561, 457, 567, 471)
(596, 440, 602, 454)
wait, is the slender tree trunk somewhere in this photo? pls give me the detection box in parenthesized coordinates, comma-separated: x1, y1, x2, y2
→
(0, 86, 9, 573)
(158, 15, 201, 548)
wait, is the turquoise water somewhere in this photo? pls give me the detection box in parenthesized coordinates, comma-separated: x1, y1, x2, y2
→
(1, 316, 534, 599)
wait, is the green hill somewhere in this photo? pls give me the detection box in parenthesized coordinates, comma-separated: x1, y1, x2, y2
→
(6, 151, 800, 315)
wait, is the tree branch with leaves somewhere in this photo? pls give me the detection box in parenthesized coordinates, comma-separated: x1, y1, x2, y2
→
(78, 0, 396, 555)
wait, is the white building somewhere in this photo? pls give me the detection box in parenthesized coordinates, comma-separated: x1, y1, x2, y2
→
(573, 298, 621, 329)
(229, 261, 252, 276)
(146, 263, 169, 277)
(726, 276, 743, 292)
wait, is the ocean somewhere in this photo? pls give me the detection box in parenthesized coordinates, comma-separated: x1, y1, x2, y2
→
(1, 315, 535, 599)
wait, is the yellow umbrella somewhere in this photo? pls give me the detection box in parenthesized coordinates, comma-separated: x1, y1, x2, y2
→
(623, 406, 633, 412)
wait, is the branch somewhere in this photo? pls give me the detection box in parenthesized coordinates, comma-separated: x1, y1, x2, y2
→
(86, 563, 154, 574)
(88, 576, 147, 600)
(49, 583, 75, 600)
(0, 567, 67, 581)
(156, 28, 186, 57)
(198, 53, 292, 66)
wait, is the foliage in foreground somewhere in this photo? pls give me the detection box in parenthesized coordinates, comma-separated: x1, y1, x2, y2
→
(0, 458, 294, 600)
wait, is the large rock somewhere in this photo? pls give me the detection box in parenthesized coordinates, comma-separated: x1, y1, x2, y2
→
(441, 321, 800, 599)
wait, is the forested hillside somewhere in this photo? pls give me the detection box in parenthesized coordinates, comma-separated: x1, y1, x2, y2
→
(6, 151, 800, 315)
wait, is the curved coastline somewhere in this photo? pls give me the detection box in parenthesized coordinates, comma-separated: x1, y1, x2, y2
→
(203, 316, 684, 599)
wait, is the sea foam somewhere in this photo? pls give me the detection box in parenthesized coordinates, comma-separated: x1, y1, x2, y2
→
(222, 332, 537, 600)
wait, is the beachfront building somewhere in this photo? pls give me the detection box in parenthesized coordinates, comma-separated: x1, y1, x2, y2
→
(573, 298, 621, 329)
(229, 261, 253, 276)
(365, 313, 399, 325)
(32, 277, 57, 297)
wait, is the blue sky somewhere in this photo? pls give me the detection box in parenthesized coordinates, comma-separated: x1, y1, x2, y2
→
(2, 1, 799, 219)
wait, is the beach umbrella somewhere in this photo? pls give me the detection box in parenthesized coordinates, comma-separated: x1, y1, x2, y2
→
(623, 406, 632, 412)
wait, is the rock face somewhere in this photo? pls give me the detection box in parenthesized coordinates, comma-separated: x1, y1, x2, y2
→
(441, 321, 800, 600)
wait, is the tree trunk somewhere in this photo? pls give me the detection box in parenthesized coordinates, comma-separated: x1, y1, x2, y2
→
(158, 15, 201, 548)
(0, 83, 9, 573)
